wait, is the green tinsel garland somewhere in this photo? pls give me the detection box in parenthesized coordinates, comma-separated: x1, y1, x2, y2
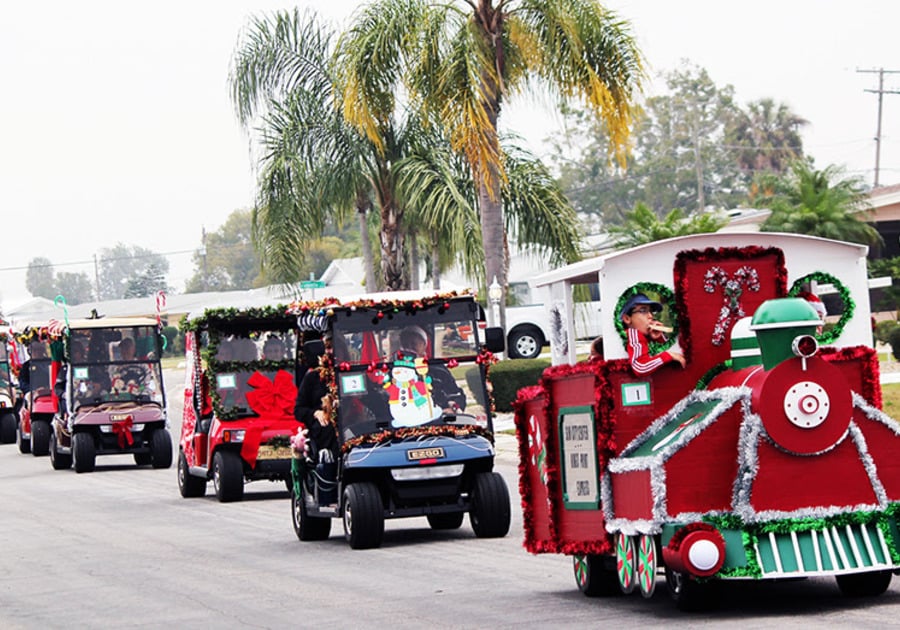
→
(789, 271, 855, 345)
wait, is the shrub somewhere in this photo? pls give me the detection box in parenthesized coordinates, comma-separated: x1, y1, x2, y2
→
(875, 319, 899, 345)
(487, 358, 551, 413)
(888, 326, 900, 361)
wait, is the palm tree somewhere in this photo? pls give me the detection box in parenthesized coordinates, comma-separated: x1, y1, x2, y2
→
(232, 7, 586, 293)
(727, 98, 807, 176)
(607, 203, 727, 249)
(337, 0, 643, 324)
(759, 161, 882, 250)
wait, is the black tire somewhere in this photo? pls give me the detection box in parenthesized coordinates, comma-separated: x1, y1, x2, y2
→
(150, 429, 173, 469)
(177, 450, 206, 498)
(469, 472, 511, 538)
(16, 419, 31, 454)
(212, 450, 244, 502)
(49, 431, 72, 470)
(507, 326, 544, 359)
(342, 482, 384, 549)
(31, 419, 51, 456)
(836, 571, 892, 597)
(427, 512, 465, 530)
(0, 412, 16, 443)
(292, 484, 332, 541)
(666, 569, 710, 611)
(72, 432, 96, 473)
(133, 452, 152, 466)
(574, 554, 621, 597)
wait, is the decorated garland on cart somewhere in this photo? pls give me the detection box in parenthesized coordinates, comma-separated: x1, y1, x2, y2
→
(613, 282, 677, 355)
(788, 271, 854, 345)
(341, 423, 494, 454)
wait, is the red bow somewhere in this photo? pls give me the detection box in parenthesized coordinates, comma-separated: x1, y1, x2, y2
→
(112, 418, 134, 449)
(245, 370, 298, 418)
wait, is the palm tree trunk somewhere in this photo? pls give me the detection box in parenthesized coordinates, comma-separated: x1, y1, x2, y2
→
(355, 190, 378, 292)
(409, 229, 420, 290)
(474, 0, 508, 334)
(431, 233, 441, 290)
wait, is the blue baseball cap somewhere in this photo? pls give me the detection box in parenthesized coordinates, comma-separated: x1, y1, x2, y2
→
(620, 293, 662, 319)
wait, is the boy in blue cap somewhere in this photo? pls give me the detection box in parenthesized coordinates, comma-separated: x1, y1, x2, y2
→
(620, 293, 685, 375)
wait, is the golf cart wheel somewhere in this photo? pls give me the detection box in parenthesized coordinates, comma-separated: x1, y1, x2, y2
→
(31, 419, 51, 456)
(469, 472, 511, 538)
(836, 571, 892, 597)
(133, 452, 152, 466)
(49, 430, 71, 470)
(16, 419, 31, 454)
(427, 512, 465, 530)
(72, 432, 96, 473)
(508, 326, 543, 359)
(342, 482, 384, 549)
(150, 429, 173, 469)
(574, 553, 620, 597)
(177, 451, 206, 498)
(665, 568, 710, 611)
(292, 485, 331, 541)
(212, 450, 244, 502)
(0, 411, 16, 443)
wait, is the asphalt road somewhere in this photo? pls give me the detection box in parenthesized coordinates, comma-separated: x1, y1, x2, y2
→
(2, 370, 900, 628)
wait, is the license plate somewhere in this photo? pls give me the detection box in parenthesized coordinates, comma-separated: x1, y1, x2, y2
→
(111, 414, 131, 422)
(257, 444, 292, 460)
(407, 447, 445, 461)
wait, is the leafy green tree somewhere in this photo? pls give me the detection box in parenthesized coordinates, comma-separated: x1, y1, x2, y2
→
(25, 257, 58, 300)
(338, 0, 643, 323)
(758, 161, 883, 250)
(607, 202, 727, 249)
(25, 258, 94, 304)
(97, 244, 169, 300)
(55, 272, 95, 304)
(185, 210, 262, 292)
(124, 262, 168, 298)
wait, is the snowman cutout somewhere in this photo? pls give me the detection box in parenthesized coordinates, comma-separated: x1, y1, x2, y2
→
(384, 352, 440, 427)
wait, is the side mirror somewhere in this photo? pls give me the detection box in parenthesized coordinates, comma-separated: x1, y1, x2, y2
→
(484, 327, 505, 353)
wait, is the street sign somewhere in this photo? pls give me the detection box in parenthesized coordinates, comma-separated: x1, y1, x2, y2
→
(300, 280, 326, 289)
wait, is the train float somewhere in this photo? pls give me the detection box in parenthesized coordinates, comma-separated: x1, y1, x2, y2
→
(514, 232, 900, 609)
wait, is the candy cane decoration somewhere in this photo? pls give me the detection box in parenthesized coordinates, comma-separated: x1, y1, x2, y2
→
(703, 265, 760, 346)
(156, 290, 168, 350)
(52, 295, 69, 335)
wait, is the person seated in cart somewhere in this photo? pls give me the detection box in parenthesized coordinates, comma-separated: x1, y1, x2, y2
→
(620, 293, 685, 375)
(398, 325, 466, 413)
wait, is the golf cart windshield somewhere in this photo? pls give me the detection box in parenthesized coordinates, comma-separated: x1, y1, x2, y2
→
(69, 325, 164, 409)
(330, 302, 491, 441)
(27, 340, 53, 392)
(208, 328, 297, 419)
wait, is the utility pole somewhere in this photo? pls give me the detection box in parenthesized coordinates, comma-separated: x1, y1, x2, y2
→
(200, 226, 208, 292)
(858, 67, 900, 188)
(93, 253, 101, 301)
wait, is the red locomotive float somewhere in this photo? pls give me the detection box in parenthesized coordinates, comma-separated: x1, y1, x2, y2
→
(514, 232, 900, 609)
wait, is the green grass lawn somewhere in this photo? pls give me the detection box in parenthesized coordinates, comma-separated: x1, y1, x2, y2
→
(882, 382, 900, 415)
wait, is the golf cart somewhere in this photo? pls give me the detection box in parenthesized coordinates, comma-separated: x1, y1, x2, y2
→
(49, 317, 172, 473)
(289, 290, 511, 549)
(178, 306, 300, 502)
(0, 329, 18, 444)
(13, 327, 58, 455)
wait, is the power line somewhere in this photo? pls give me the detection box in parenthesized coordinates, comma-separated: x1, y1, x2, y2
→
(0, 249, 197, 274)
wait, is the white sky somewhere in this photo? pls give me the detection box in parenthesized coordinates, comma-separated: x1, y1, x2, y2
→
(2, 0, 898, 312)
